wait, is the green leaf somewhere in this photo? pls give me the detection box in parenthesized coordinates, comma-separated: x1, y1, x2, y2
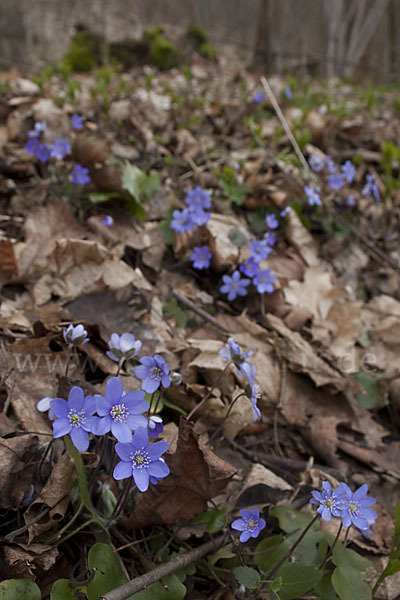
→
(315, 574, 339, 600)
(355, 371, 387, 409)
(270, 506, 331, 565)
(278, 562, 322, 600)
(228, 227, 247, 247)
(130, 574, 186, 600)
(158, 215, 174, 245)
(122, 163, 144, 203)
(193, 506, 229, 533)
(87, 543, 127, 600)
(0, 580, 41, 600)
(207, 544, 235, 566)
(332, 542, 373, 573)
(269, 576, 283, 593)
(87, 192, 120, 204)
(254, 534, 290, 572)
(331, 566, 372, 600)
(99, 485, 117, 517)
(51, 580, 81, 600)
(234, 566, 261, 590)
(163, 297, 187, 327)
(125, 196, 147, 220)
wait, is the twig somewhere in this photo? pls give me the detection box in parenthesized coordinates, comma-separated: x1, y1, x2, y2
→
(101, 534, 226, 600)
(172, 291, 232, 333)
(260, 76, 310, 174)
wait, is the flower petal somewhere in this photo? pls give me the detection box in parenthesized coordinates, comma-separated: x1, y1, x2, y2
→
(111, 421, 132, 443)
(70, 427, 89, 452)
(132, 427, 149, 449)
(68, 387, 85, 411)
(53, 418, 71, 438)
(106, 377, 124, 403)
(147, 441, 169, 460)
(133, 468, 150, 492)
(113, 460, 132, 480)
(96, 395, 111, 416)
(92, 416, 111, 436)
(50, 398, 68, 419)
(147, 461, 169, 478)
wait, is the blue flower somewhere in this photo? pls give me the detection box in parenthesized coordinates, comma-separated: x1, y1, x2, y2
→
(220, 270, 250, 301)
(328, 173, 345, 191)
(284, 86, 293, 100)
(253, 92, 265, 104)
(248, 240, 271, 263)
(264, 231, 276, 246)
(25, 138, 41, 155)
(231, 507, 266, 542)
(346, 194, 356, 207)
(170, 208, 196, 233)
(325, 156, 336, 173)
(340, 160, 356, 183)
(37, 396, 56, 420)
(50, 387, 97, 451)
(106, 332, 142, 363)
(28, 121, 46, 138)
(37, 144, 51, 163)
(280, 206, 291, 217)
(362, 174, 380, 202)
(240, 257, 259, 278)
(310, 481, 348, 522)
(63, 323, 89, 345)
(339, 483, 377, 533)
(189, 208, 210, 227)
(253, 268, 276, 294)
(92, 377, 149, 442)
(219, 337, 253, 376)
(102, 215, 114, 226)
(308, 155, 324, 172)
(304, 186, 322, 206)
(135, 355, 171, 394)
(72, 164, 90, 184)
(184, 186, 212, 211)
(148, 415, 163, 438)
(70, 114, 84, 130)
(113, 427, 169, 491)
(242, 362, 261, 421)
(190, 245, 211, 269)
(265, 213, 279, 229)
(50, 139, 71, 159)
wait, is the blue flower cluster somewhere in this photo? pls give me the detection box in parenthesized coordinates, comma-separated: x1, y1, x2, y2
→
(307, 153, 380, 206)
(170, 186, 212, 234)
(24, 118, 90, 186)
(310, 480, 377, 535)
(219, 338, 261, 421)
(220, 211, 281, 301)
(39, 324, 171, 492)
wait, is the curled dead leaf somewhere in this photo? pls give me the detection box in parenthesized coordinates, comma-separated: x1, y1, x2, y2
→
(123, 418, 236, 529)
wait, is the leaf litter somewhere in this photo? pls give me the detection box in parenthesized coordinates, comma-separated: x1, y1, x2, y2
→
(0, 49, 399, 598)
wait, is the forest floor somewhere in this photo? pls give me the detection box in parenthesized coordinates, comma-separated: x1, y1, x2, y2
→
(0, 53, 400, 600)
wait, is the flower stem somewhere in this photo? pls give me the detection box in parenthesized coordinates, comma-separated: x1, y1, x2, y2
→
(266, 514, 319, 580)
(206, 393, 247, 446)
(187, 362, 231, 421)
(63, 435, 109, 541)
(319, 521, 342, 570)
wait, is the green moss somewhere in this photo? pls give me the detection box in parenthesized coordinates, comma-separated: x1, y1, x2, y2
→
(148, 34, 180, 70)
(186, 26, 218, 59)
(62, 30, 97, 72)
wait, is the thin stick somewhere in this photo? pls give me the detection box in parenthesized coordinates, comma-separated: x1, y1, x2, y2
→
(101, 535, 226, 600)
(172, 291, 232, 333)
(186, 363, 231, 421)
(260, 76, 310, 174)
(266, 514, 319, 580)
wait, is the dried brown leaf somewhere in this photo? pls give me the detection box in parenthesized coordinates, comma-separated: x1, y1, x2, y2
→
(124, 418, 236, 528)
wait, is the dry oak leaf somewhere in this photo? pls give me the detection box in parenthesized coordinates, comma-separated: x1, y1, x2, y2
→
(24, 451, 76, 542)
(285, 209, 319, 267)
(123, 417, 236, 529)
(34, 238, 149, 302)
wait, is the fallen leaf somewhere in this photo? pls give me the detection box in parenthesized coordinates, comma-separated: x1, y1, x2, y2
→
(123, 418, 236, 528)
